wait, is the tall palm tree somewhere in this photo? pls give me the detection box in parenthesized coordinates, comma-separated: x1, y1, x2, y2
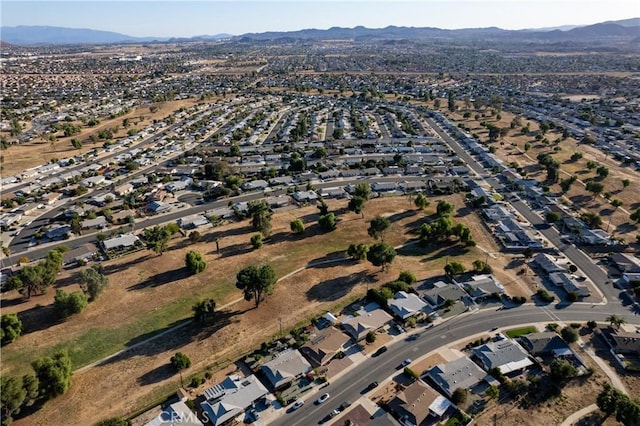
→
(606, 315, 626, 330)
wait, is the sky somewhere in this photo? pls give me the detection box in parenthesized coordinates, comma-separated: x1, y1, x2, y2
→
(1, 0, 638, 37)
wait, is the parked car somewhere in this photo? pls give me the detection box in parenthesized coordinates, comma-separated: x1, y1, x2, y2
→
(364, 381, 379, 392)
(401, 358, 412, 367)
(316, 393, 330, 404)
(339, 401, 352, 411)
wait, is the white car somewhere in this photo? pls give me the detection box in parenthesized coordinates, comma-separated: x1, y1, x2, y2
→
(316, 393, 330, 404)
(291, 399, 304, 411)
(401, 358, 412, 367)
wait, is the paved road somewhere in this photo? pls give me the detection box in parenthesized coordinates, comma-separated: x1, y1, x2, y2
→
(2, 176, 430, 266)
(424, 116, 621, 304)
(275, 303, 639, 425)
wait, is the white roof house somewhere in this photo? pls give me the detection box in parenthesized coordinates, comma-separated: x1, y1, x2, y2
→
(200, 375, 269, 426)
(472, 339, 533, 374)
(146, 400, 202, 426)
(102, 233, 141, 251)
(426, 356, 487, 397)
(388, 291, 428, 320)
(260, 349, 312, 389)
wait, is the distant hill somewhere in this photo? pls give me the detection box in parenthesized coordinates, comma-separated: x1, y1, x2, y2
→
(0, 18, 637, 45)
(0, 26, 231, 45)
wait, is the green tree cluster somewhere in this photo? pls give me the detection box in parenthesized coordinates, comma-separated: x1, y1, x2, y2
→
(367, 242, 397, 271)
(347, 243, 369, 261)
(597, 384, 640, 425)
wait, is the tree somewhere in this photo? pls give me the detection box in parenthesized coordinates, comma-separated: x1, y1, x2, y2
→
(236, 264, 277, 308)
(631, 209, 640, 224)
(188, 230, 201, 244)
(354, 182, 371, 200)
(248, 200, 272, 238)
(606, 315, 626, 330)
(472, 260, 492, 274)
(250, 234, 263, 249)
(560, 326, 579, 343)
(586, 181, 604, 198)
(616, 396, 640, 425)
(53, 289, 88, 318)
(451, 388, 469, 405)
(318, 213, 336, 232)
(436, 200, 455, 217)
(447, 90, 456, 112)
(368, 216, 391, 241)
(143, 225, 172, 255)
(486, 384, 499, 400)
(414, 193, 430, 211)
(596, 383, 621, 417)
(32, 350, 72, 399)
(1, 374, 38, 424)
(581, 212, 602, 229)
(170, 352, 191, 371)
(366, 242, 397, 271)
(290, 219, 304, 234)
(546, 211, 561, 223)
(365, 331, 376, 344)
(1, 313, 23, 345)
(185, 250, 207, 274)
(596, 166, 610, 179)
(444, 261, 465, 278)
(348, 196, 367, 217)
(622, 179, 630, 190)
(192, 299, 216, 325)
(397, 270, 417, 285)
(78, 264, 108, 301)
(347, 243, 369, 261)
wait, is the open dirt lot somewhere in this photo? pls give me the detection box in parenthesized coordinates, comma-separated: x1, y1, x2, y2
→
(5, 195, 531, 426)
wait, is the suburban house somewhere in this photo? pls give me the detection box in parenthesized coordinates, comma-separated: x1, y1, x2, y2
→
(260, 349, 312, 390)
(165, 177, 193, 193)
(101, 233, 142, 252)
(147, 200, 172, 214)
(531, 253, 566, 274)
(299, 326, 351, 367)
(199, 375, 268, 426)
(548, 272, 590, 297)
(425, 356, 488, 397)
(472, 338, 534, 375)
(387, 380, 455, 426)
(241, 179, 269, 191)
(388, 291, 428, 320)
(145, 400, 202, 426)
(609, 253, 640, 283)
(292, 191, 319, 203)
(62, 243, 99, 267)
(518, 332, 571, 357)
(81, 216, 108, 230)
(606, 329, 640, 358)
(419, 281, 467, 308)
(45, 225, 72, 240)
(178, 214, 209, 230)
(341, 304, 393, 341)
(114, 182, 134, 196)
(459, 275, 505, 300)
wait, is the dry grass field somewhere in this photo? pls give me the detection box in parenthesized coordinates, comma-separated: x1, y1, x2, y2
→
(4, 195, 530, 426)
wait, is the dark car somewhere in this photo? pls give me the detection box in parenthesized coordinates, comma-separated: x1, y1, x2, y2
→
(372, 346, 388, 357)
(339, 401, 352, 411)
(364, 381, 379, 392)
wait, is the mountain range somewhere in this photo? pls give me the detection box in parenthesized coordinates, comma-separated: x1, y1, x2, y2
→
(1, 18, 638, 46)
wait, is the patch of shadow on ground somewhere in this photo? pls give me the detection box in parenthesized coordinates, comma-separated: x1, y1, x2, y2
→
(128, 266, 191, 290)
(306, 271, 371, 302)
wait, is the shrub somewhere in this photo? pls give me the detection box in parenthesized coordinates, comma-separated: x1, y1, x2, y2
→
(561, 326, 579, 343)
(404, 367, 418, 379)
(587, 320, 597, 329)
(250, 234, 263, 249)
(365, 331, 376, 344)
(53, 289, 88, 318)
(170, 352, 191, 371)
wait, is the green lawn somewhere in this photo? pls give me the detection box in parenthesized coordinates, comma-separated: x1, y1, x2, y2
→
(505, 325, 537, 338)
